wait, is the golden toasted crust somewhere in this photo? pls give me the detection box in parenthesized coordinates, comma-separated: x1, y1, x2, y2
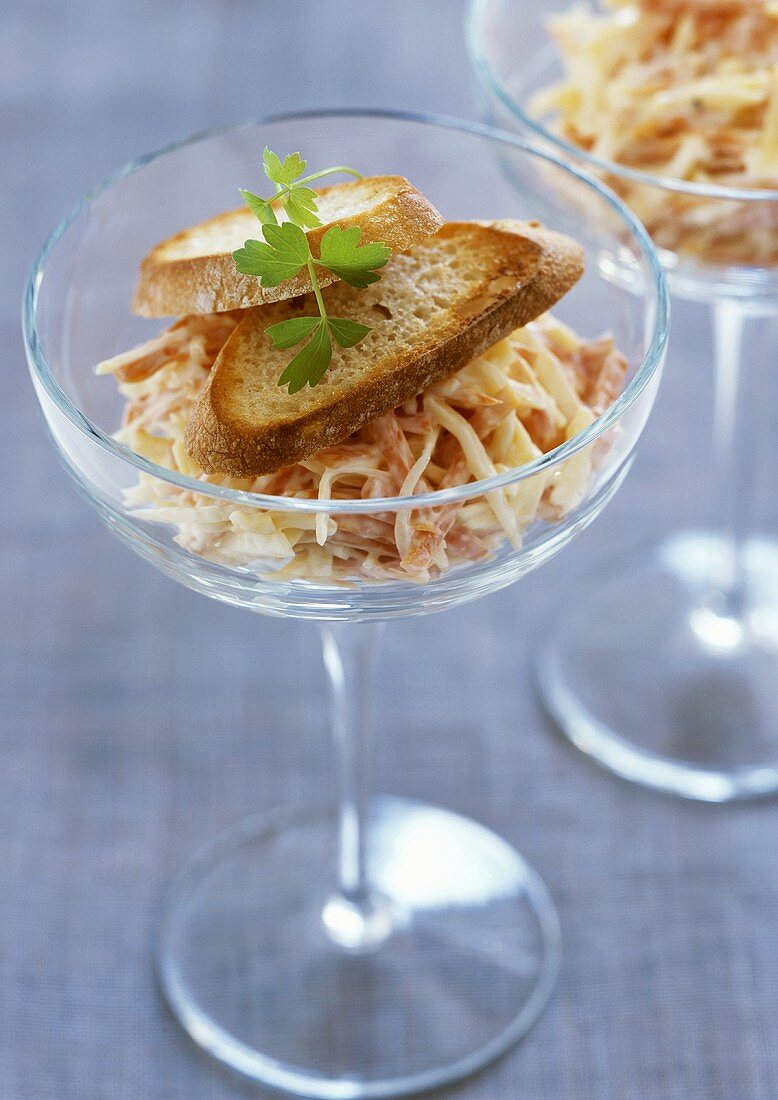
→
(132, 176, 444, 317)
(185, 220, 585, 477)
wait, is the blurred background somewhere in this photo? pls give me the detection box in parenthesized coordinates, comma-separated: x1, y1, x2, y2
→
(4, 1, 777, 1097)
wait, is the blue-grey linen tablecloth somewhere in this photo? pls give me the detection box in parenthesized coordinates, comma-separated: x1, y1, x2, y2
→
(3, 2, 778, 1096)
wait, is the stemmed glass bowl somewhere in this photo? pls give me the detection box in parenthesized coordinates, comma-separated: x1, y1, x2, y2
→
(24, 110, 667, 1098)
(469, 0, 778, 802)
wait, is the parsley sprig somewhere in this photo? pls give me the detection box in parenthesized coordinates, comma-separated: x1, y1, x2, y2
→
(233, 149, 391, 393)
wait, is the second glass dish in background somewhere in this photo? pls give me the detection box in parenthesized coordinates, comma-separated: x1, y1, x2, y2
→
(469, 0, 778, 802)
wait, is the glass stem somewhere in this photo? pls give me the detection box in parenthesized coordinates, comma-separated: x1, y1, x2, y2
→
(706, 299, 752, 623)
(320, 621, 391, 952)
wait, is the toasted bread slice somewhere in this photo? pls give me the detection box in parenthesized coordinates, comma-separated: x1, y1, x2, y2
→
(185, 220, 584, 477)
(132, 176, 443, 318)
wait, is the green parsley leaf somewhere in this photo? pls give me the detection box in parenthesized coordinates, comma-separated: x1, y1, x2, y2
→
(278, 321, 332, 393)
(266, 316, 322, 350)
(233, 149, 389, 391)
(263, 148, 306, 188)
(232, 222, 310, 286)
(317, 224, 391, 288)
(267, 316, 371, 387)
(282, 185, 321, 229)
(239, 189, 278, 226)
(327, 317, 372, 348)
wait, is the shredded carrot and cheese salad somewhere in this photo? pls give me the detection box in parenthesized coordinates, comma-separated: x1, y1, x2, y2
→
(97, 313, 626, 584)
(533, 0, 778, 265)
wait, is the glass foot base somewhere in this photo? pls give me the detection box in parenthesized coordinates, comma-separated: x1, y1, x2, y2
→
(157, 796, 561, 1099)
(536, 531, 778, 801)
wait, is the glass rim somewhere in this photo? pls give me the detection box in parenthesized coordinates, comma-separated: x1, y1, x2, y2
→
(467, 0, 778, 205)
(23, 107, 668, 516)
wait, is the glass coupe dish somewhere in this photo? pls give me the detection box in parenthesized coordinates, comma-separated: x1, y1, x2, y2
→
(24, 111, 667, 1098)
(469, 0, 778, 802)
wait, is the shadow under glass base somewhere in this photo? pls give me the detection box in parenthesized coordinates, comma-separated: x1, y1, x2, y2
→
(157, 796, 561, 1099)
(536, 530, 778, 802)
